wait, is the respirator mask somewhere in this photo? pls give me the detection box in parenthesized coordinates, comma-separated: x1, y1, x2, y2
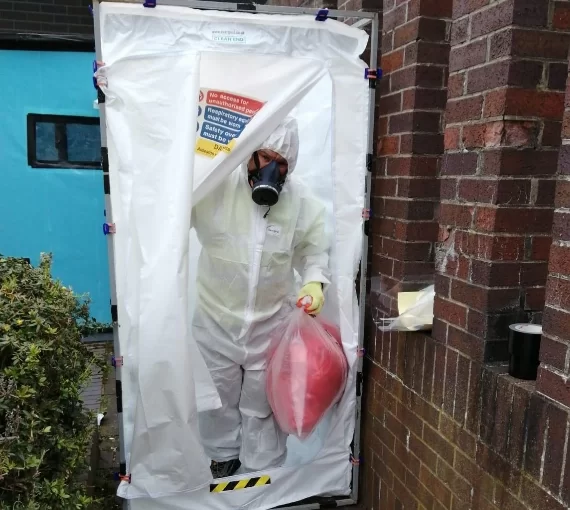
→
(249, 152, 286, 207)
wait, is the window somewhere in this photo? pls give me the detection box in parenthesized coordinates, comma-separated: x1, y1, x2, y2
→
(27, 114, 101, 169)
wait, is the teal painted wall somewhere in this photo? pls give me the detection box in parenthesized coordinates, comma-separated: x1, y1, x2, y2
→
(0, 49, 110, 323)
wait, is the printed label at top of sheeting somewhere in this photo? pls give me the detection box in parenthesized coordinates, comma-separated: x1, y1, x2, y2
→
(195, 88, 266, 159)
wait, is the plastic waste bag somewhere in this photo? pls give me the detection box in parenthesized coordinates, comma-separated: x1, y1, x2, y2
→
(377, 285, 435, 332)
(266, 308, 348, 440)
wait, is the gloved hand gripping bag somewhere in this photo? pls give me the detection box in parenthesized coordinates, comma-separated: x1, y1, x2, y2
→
(266, 308, 349, 440)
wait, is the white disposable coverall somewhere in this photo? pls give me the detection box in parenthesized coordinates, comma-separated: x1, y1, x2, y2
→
(191, 117, 330, 472)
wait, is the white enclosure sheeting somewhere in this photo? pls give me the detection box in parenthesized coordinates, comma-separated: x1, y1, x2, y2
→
(97, 2, 370, 508)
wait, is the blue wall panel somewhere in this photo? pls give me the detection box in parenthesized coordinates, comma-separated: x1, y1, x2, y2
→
(0, 49, 110, 322)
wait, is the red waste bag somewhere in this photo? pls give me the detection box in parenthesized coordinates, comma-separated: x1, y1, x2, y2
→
(266, 308, 348, 439)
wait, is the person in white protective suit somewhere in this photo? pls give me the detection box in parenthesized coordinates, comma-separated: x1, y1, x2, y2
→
(191, 116, 330, 479)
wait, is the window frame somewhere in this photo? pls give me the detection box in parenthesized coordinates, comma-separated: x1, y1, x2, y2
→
(27, 113, 101, 170)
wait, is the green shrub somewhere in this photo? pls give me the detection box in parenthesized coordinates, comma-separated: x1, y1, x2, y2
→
(0, 254, 106, 509)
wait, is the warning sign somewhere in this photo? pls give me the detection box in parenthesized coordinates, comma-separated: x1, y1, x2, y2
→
(195, 89, 265, 159)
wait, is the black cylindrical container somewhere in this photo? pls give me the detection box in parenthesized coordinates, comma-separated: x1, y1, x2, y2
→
(508, 323, 542, 380)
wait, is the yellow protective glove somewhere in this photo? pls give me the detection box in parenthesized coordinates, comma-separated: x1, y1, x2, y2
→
(297, 282, 325, 315)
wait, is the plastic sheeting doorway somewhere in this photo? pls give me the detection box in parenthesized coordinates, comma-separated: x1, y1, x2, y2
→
(94, 2, 377, 509)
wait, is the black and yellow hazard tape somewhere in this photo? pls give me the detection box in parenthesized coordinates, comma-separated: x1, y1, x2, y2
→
(210, 475, 271, 493)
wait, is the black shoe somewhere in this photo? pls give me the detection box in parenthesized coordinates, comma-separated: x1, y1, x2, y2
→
(211, 459, 241, 479)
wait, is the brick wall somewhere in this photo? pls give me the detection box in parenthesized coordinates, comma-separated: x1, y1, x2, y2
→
(0, 0, 93, 35)
(361, 0, 570, 509)
(371, 0, 450, 315)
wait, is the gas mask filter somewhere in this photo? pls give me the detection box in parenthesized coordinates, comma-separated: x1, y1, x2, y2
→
(249, 152, 286, 207)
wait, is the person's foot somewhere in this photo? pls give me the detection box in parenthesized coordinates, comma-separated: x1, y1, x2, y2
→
(211, 459, 241, 479)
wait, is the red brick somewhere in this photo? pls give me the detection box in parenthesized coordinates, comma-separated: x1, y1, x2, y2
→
(553, 1, 570, 30)
(441, 152, 478, 176)
(423, 340, 436, 400)
(397, 177, 440, 199)
(548, 63, 568, 91)
(476, 441, 520, 491)
(439, 203, 474, 228)
(451, 279, 520, 312)
(394, 18, 419, 47)
(441, 178, 458, 200)
(391, 111, 442, 134)
(405, 471, 435, 510)
(446, 96, 483, 124)
(392, 64, 445, 91)
(470, 260, 520, 287)
(436, 459, 473, 504)
(408, 0, 453, 18)
(450, 39, 487, 73)
(470, 0, 513, 38)
(382, 32, 394, 54)
(445, 127, 460, 150)
(440, 414, 477, 457)
(380, 92, 403, 115)
(555, 179, 570, 208)
(543, 306, 570, 343)
(539, 335, 568, 371)
(401, 133, 444, 155)
(462, 123, 487, 149)
(456, 179, 494, 204)
(405, 88, 448, 111)
(375, 177, 397, 196)
(543, 403, 568, 493)
(384, 3, 407, 32)
(542, 121, 562, 146)
(435, 295, 467, 328)
(382, 198, 435, 221)
(474, 206, 554, 234)
(379, 136, 400, 155)
(405, 41, 450, 66)
(549, 243, 570, 274)
(520, 475, 567, 510)
(420, 464, 453, 508)
(443, 349, 458, 416)
(448, 73, 465, 99)
(535, 178, 556, 206)
(552, 210, 570, 241)
(452, 0, 490, 19)
(520, 262, 548, 287)
(387, 156, 439, 177)
(447, 324, 486, 361)
(493, 28, 570, 61)
(484, 89, 565, 120)
(383, 49, 405, 74)
(538, 368, 570, 410)
(531, 236, 552, 260)
(451, 17, 468, 46)
(482, 149, 559, 176)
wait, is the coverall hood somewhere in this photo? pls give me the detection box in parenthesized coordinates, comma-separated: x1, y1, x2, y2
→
(254, 116, 300, 174)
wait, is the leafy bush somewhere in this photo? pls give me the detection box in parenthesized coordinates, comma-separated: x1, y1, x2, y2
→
(0, 254, 106, 509)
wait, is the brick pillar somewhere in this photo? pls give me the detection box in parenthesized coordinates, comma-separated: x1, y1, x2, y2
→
(371, 0, 451, 315)
(435, 0, 567, 362)
(538, 56, 570, 408)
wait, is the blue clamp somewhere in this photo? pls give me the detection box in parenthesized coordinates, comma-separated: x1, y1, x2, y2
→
(103, 223, 116, 235)
(92, 60, 98, 90)
(88, 5, 93, 16)
(143, 0, 157, 7)
(364, 68, 382, 80)
(111, 356, 124, 368)
(315, 8, 328, 21)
